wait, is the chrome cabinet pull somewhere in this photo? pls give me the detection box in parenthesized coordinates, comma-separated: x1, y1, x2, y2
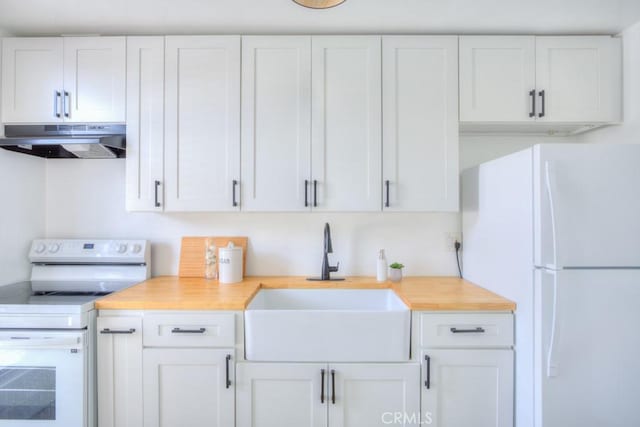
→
(154, 180, 161, 208)
(424, 355, 431, 389)
(320, 369, 325, 403)
(225, 354, 232, 389)
(64, 91, 70, 118)
(385, 180, 390, 208)
(529, 90, 536, 118)
(538, 90, 546, 118)
(171, 327, 206, 334)
(331, 369, 336, 404)
(305, 180, 309, 208)
(450, 327, 486, 334)
(100, 328, 135, 334)
(232, 180, 239, 207)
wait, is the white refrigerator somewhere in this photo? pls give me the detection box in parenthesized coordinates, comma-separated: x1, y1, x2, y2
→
(462, 144, 640, 427)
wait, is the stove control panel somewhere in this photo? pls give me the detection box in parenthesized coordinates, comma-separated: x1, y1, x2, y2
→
(29, 239, 150, 265)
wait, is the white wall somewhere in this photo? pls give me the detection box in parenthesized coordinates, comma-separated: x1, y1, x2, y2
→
(0, 32, 47, 285)
(0, 151, 46, 285)
(1, 0, 639, 36)
(579, 21, 640, 145)
(460, 135, 574, 170)
(43, 136, 573, 278)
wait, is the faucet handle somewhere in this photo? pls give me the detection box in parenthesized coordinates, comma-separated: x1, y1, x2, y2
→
(329, 262, 340, 273)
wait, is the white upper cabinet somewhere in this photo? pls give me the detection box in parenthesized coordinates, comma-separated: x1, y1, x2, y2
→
(459, 36, 536, 122)
(125, 37, 165, 212)
(164, 36, 241, 212)
(311, 36, 382, 212)
(63, 37, 126, 122)
(241, 36, 312, 212)
(382, 36, 459, 212)
(535, 36, 622, 123)
(459, 35, 621, 127)
(2, 38, 64, 123)
(1, 37, 125, 124)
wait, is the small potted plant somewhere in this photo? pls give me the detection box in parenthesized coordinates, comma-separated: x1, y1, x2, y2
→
(389, 262, 404, 282)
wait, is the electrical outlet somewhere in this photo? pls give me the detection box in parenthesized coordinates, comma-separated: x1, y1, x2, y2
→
(445, 232, 462, 252)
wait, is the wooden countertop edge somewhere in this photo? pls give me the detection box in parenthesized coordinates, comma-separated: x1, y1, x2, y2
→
(95, 276, 516, 312)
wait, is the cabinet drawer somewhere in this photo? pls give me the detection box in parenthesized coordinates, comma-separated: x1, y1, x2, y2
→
(143, 313, 235, 348)
(417, 313, 513, 348)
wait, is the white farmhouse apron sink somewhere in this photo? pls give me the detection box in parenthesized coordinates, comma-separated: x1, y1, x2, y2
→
(244, 289, 410, 362)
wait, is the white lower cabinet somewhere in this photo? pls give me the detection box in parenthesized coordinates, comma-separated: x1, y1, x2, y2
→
(98, 312, 237, 427)
(236, 362, 420, 427)
(98, 311, 514, 427)
(143, 348, 235, 427)
(236, 363, 327, 427)
(421, 349, 514, 427)
(97, 316, 143, 427)
(330, 363, 421, 427)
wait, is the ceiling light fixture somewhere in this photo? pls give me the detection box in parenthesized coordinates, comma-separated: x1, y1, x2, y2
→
(293, 0, 346, 9)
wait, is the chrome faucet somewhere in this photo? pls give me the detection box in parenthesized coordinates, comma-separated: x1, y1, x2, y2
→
(307, 223, 344, 281)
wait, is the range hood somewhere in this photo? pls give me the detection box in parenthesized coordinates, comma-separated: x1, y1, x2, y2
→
(0, 124, 126, 159)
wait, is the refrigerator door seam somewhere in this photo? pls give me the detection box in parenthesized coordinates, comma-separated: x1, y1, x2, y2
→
(544, 161, 559, 270)
(545, 269, 559, 378)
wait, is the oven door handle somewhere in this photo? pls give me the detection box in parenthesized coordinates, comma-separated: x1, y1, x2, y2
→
(0, 336, 82, 350)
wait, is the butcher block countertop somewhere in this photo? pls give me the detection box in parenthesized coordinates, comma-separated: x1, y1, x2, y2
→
(95, 276, 515, 311)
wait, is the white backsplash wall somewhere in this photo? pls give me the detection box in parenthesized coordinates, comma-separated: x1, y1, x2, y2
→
(43, 136, 575, 278)
(0, 149, 46, 285)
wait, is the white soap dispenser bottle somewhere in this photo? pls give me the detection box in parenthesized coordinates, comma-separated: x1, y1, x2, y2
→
(376, 249, 388, 282)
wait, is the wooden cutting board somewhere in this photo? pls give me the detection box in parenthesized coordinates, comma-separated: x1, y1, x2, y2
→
(179, 236, 248, 278)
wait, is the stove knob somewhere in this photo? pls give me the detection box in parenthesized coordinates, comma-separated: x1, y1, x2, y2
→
(34, 243, 47, 254)
(131, 244, 142, 254)
(48, 243, 61, 253)
(116, 244, 128, 254)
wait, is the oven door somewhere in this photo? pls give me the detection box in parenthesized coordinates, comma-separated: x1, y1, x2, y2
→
(0, 330, 87, 427)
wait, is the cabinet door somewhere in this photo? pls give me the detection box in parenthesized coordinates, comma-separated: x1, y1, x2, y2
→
(459, 36, 535, 122)
(329, 363, 420, 427)
(421, 350, 513, 427)
(236, 363, 327, 427)
(97, 316, 143, 427)
(143, 348, 234, 427)
(164, 36, 241, 212)
(535, 36, 621, 123)
(311, 36, 382, 211)
(241, 36, 312, 211)
(125, 37, 165, 212)
(1, 37, 63, 123)
(382, 36, 459, 212)
(63, 37, 126, 122)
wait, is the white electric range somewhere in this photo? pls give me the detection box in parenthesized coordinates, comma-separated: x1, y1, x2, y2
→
(0, 239, 150, 427)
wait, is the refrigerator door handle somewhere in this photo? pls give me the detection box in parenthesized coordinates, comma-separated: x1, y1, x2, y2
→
(544, 161, 559, 268)
(546, 269, 560, 378)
